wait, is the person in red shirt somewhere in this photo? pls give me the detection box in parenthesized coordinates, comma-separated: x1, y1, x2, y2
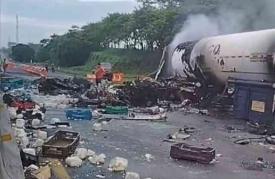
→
(95, 63, 106, 85)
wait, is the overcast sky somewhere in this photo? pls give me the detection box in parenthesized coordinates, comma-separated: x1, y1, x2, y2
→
(1, 0, 138, 47)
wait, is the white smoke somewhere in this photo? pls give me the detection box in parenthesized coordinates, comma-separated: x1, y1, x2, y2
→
(170, 14, 220, 49)
(171, 0, 275, 47)
(162, 0, 275, 77)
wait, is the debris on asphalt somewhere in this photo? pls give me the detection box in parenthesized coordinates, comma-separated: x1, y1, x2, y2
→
(170, 143, 215, 164)
(246, 122, 268, 135)
(125, 172, 140, 179)
(96, 174, 106, 178)
(65, 107, 92, 121)
(37, 77, 90, 96)
(234, 137, 265, 145)
(164, 128, 191, 143)
(23, 148, 36, 156)
(266, 136, 275, 145)
(29, 165, 52, 179)
(87, 149, 96, 157)
(36, 130, 48, 140)
(50, 117, 61, 124)
(145, 154, 154, 162)
(31, 118, 41, 126)
(116, 77, 201, 107)
(16, 118, 25, 128)
(74, 148, 88, 160)
(93, 123, 103, 131)
(88, 153, 106, 165)
(42, 130, 80, 158)
(109, 157, 128, 172)
(234, 139, 250, 145)
(241, 157, 266, 171)
(65, 156, 83, 167)
(3, 71, 275, 179)
(33, 138, 44, 148)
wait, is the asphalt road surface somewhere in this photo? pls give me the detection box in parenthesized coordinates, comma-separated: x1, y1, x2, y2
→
(5, 71, 275, 179)
(46, 108, 275, 179)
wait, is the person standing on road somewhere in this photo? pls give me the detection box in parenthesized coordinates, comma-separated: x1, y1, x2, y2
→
(95, 63, 106, 86)
(45, 64, 49, 73)
(51, 64, 55, 73)
(2, 59, 8, 74)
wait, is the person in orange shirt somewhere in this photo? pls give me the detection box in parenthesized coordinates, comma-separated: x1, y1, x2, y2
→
(95, 63, 106, 85)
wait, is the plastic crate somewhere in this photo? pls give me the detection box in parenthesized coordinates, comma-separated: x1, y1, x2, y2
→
(42, 130, 80, 158)
(1, 79, 24, 91)
(11, 101, 36, 110)
(170, 143, 215, 164)
(65, 108, 92, 120)
(105, 106, 128, 115)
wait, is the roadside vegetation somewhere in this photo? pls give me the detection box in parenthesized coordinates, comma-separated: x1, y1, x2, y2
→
(6, 0, 223, 76)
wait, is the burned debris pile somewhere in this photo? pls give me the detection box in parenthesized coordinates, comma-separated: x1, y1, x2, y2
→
(116, 77, 201, 107)
(37, 77, 90, 96)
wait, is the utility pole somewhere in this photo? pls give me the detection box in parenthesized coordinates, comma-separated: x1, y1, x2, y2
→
(16, 14, 19, 44)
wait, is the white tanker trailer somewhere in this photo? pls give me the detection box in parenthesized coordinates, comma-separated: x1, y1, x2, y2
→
(170, 29, 275, 91)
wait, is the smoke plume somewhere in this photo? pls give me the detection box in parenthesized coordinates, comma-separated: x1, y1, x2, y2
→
(171, 0, 275, 47)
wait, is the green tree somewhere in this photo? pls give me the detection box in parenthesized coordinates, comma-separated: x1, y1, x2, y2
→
(11, 44, 35, 62)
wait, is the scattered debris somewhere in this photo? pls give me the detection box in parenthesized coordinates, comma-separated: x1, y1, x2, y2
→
(50, 118, 61, 124)
(27, 164, 39, 170)
(16, 118, 25, 128)
(65, 156, 83, 167)
(234, 139, 250, 145)
(170, 143, 215, 164)
(266, 136, 275, 145)
(165, 128, 191, 143)
(96, 174, 106, 178)
(102, 121, 108, 125)
(246, 122, 268, 135)
(31, 165, 52, 179)
(234, 137, 265, 145)
(241, 158, 266, 171)
(93, 123, 103, 131)
(33, 138, 44, 147)
(37, 130, 48, 140)
(42, 130, 80, 158)
(145, 154, 154, 162)
(87, 149, 96, 157)
(109, 157, 128, 172)
(88, 153, 106, 165)
(23, 148, 36, 156)
(31, 118, 41, 126)
(125, 172, 140, 179)
(66, 108, 92, 121)
(37, 77, 89, 96)
(183, 127, 196, 134)
(74, 148, 88, 160)
(49, 159, 71, 179)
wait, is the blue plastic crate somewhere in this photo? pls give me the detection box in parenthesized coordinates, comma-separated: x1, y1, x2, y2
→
(1, 79, 24, 91)
(65, 108, 92, 121)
